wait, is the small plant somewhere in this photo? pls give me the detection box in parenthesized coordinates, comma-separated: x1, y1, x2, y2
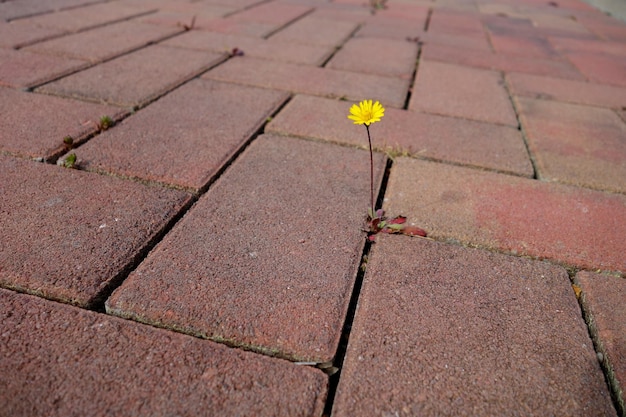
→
(348, 99, 427, 242)
(369, 0, 388, 12)
(63, 136, 73, 150)
(61, 153, 77, 169)
(177, 15, 196, 31)
(98, 115, 114, 131)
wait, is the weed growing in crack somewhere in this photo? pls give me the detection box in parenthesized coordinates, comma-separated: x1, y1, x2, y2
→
(62, 135, 73, 151)
(348, 99, 427, 242)
(98, 115, 114, 131)
(60, 153, 77, 169)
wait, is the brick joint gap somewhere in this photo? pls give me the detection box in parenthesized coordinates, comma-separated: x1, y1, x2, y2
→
(319, 24, 363, 68)
(261, 7, 316, 40)
(322, 157, 393, 416)
(423, 7, 433, 32)
(402, 45, 421, 110)
(573, 272, 625, 417)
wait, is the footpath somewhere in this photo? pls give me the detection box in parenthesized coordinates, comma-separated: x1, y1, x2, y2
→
(1, 0, 625, 415)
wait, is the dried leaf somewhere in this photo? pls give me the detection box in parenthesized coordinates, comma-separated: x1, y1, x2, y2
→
(387, 216, 407, 225)
(572, 284, 582, 299)
(401, 225, 427, 237)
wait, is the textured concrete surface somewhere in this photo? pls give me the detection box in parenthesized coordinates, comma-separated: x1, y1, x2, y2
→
(1, 0, 625, 414)
(333, 235, 616, 417)
(162, 30, 333, 65)
(24, 20, 183, 63)
(267, 94, 533, 176)
(384, 157, 626, 272)
(410, 60, 519, 127)
(516, 96, 626, 193)
(0, 47, 87, 89)
(576, 271, 626, 414)
(37, 45, 225, 108)
(326, 36, 418, 78)
(203, 56, 410, 108)
(0, 289, 327, 417)
(75, 79, 288, 190)
(0, 87, 125, 161)
(0, 155, 192, 308)
(106, 135, 386, 363)
(507, 71, 626, 108)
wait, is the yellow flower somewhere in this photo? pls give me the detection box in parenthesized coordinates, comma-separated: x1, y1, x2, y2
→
(347, 100, 385, 126)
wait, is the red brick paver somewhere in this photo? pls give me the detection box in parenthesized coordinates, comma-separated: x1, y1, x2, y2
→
(204, 56, 410, 108)
(0, 155, 192, 308)
(0, 20, 64, 49)
(0, 0, 103, 21)
(384, 157, 626, 272)
(106, 135, 386, 363)
(75, 79, 288, 191)
(267, 94, 533, 176)
(38, 45, 225, 108)
(516, 96, 626, 193)
(0, 47, 87, 89)
(566, 51, 626, 87)
(576, 272, 626, 414)
(422, 43, 586, 80)
(333, 235, 616, 417)
(333, 236, 615, 417)
(162, 30, 333, 66)
(2, 0, 626, 414)
(507, 72, 626, 108)
(0, 87, 125, 161)
(24, 19, 183, 63)
(15, 2, 152, 33)
(0, 289, 327, 417)
(269, 16, 357, 47)
(326, 37, 418, 78)
(410, 60, 519, 127)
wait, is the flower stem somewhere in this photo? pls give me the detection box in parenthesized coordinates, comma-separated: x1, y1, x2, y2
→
(365, 124, 375, 218)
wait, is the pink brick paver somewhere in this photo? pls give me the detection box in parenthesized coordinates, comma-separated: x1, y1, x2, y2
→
(215, 1, 311, 37)
(410, 60, 519, 127)
(0, 87, 125, 161)
(75, 79, 288, 191)
(355, 19, 424, 40)
(422, 43, 586, 80)
(427, 9, 486, 37)
(24, 19, 183, 63)
(2, 0, 626, 413)
(268, 16, 358, 47)
(507, 72, 626, 109)
(204, 56, 410, 108)
(333, 235, 616, 417)
(267, 94, 533, 177)
(576, 272, 626, 415)
(566, 51, 626, 87)
(162, 30, 333, 66)
(227, 1, 312, 26)
(326, 37, 418, 78)
(0, 155, 192, 308)
(106, 135, 386, 363)
(14, 2, 152, 33)
(37, 44, 225, 108)
(0, 47, 87, 89)
(384, 157, 626, 272)
(516, 96, 626, 193)
(0, 20, 64, 49)
(0, 0, 103, 21)
(0, 289, 327, 417)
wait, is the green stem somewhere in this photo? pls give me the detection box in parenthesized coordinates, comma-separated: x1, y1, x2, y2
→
(365, 124, 375, 218)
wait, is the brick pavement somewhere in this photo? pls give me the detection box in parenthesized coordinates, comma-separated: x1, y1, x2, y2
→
(1, 0, 625, 415)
